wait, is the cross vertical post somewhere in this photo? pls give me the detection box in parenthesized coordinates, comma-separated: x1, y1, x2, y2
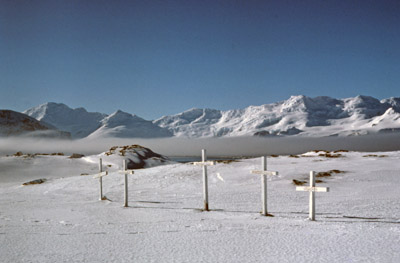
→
(123, 160, 128, 207)
(309, 171, 316, 221)
(261, 156, 267, 216)
(202, 149, 209, 211)
(99, 158, 103, 200)
(251, 156, 278, 216)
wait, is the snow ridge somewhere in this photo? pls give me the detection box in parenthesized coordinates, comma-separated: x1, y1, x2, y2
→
(154, 95, 400, 137)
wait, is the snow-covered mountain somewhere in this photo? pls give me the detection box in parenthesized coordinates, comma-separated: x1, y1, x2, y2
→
(24, 102, 106, 138)
(87, 110, 172, 139)
(21, 95, 400, 139)
(0, 110, 70, 138)
(154, 95, 400, 137)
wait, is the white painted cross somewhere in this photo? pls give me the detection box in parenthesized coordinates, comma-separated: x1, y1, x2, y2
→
(296, 171, 329, 221)
(93, 158, 108, 201)
(251, 156, 278, 216)
(193, 149, 215, 211)
(118, 160, 134, 207)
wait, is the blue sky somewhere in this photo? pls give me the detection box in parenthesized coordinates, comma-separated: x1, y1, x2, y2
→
(1, 0, 399, 120)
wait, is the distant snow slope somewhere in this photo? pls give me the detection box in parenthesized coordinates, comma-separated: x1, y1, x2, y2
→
(86, 110, 172, 139)
(154, 95, 400, 137)
(0, 110, 70, 138)
(24, 102, 106, 138)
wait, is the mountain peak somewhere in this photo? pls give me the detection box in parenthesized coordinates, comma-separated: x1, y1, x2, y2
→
(24, 102, 107, 138)
(103, 110, 143, 125)
(89, 111, 172, 139)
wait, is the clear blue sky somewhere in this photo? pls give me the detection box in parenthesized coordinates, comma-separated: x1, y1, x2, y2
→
(1, 0, 399, 120)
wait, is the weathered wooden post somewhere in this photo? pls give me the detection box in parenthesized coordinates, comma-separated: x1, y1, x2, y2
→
(92, 158, 108, 201)
(119, 160, 134, 207)
(251, 156, 278, 216)
(296, 171, 329, 221)
(193, 149, 215, 211)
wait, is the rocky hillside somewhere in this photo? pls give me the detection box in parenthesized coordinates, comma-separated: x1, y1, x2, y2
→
(0, 110, 70, 138)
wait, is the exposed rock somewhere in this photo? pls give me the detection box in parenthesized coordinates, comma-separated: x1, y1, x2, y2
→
(22, 179, 47, 186)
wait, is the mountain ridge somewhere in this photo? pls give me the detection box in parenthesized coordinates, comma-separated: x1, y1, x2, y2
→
(20, 95, 400, 138)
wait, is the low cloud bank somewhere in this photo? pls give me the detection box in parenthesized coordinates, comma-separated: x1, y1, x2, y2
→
(1, 134, 400, 157)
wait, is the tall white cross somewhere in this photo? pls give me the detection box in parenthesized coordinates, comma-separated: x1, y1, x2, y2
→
(93, 158, 108, 201)
(251, 156, 278, 216)
(193, 149, 215, 211)
(119, 160, 134, 207)
(296, 171, 329, 221)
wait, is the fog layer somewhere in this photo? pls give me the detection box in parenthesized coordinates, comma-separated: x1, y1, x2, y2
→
(1, 134, 400, 157)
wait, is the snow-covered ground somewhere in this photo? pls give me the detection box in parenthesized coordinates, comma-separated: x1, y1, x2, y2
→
(1, 149, 400, 262)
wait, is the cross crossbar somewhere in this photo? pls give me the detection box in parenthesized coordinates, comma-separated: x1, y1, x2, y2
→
(93, 171, 108, 179)
(119, 170, 134, 175)
(296, 186, 329, 192)
(251, 170, 278, 176)
(193, 161, 215, 166)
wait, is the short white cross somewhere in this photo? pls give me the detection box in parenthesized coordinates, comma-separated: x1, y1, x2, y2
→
(296, 171, 329, 221)
(92, 158, 108, 200)
(192, 149, 215, 211)
(251, 156, 278, 216)
(119, 160, 134, 207)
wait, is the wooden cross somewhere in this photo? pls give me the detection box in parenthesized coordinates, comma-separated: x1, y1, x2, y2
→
(118, 160, 134, 207)
(251, 156, 278, 216)
(296, 171, 329, 221)
(193, 149, 215, 211)
(93, 158, 108, 200)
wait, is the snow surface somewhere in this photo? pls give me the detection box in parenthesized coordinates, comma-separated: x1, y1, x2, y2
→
(1, 149, 400, 262)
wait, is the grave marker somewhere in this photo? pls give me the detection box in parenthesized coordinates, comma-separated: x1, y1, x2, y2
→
(119, 160, 134, 207)
(296, 171, 329, 221)
(93, 158, 108, 200)
(193, 149, 215, 211)
(251, 156, 278, 216)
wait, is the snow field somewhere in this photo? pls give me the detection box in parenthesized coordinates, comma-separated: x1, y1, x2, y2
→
(1, 151, 400, 262)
